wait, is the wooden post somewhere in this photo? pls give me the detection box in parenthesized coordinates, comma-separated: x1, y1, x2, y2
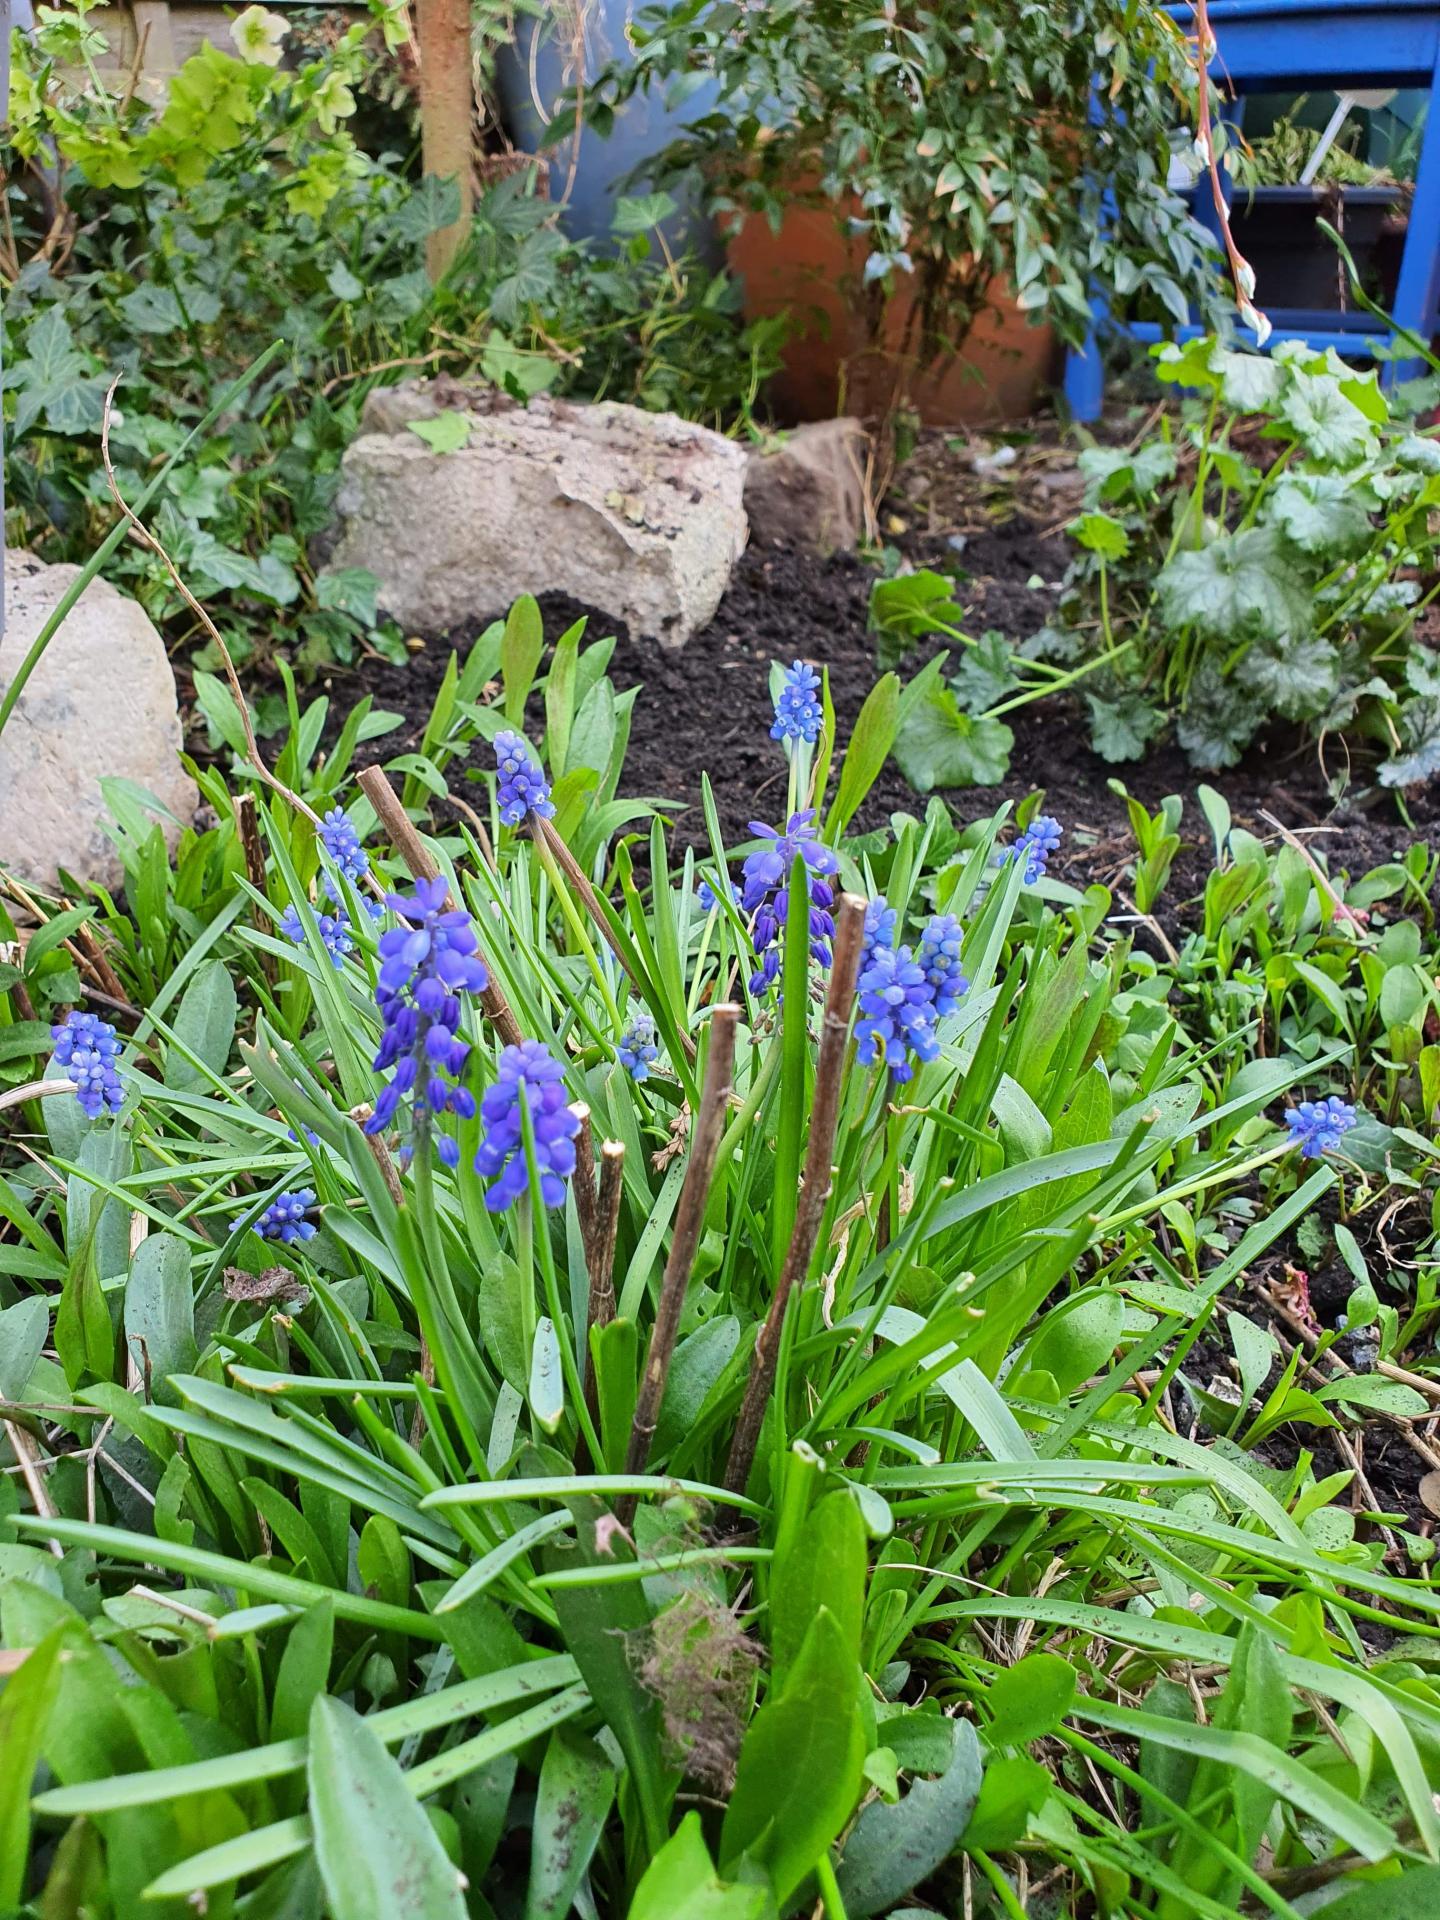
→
(415, 0, 474, 280)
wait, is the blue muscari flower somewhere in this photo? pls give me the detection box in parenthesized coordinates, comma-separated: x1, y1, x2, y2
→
(233, 1188, 317, 1244)
(618, 1011, 659, 1082)
(474, 1040, 580, 1211)
(855, 944, 940, 1083)
(862, 897, 896, 958)
(1285, 1096, 1358, 1159)
(916, 913, 968, 1016)
(771, 659, 823, 745)
(320, 807, 370, 883)
(494, 730, 555, 826)
(366, 878, 488, 1167)
(51, 1010, 124, 1120)
(697, 875, 739, 914)
(740, 810, 840, 995)
(998, 814, 1062, 885)
(281, 901, 355, 969)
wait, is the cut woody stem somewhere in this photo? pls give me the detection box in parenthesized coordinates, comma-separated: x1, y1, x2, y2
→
(357, 764, 525, 1049)
(580, 1137, 626, 1466)
(724, 892, 866, 1497)
(235, 792, 278, 986)
(618, 1004, 739, 1524)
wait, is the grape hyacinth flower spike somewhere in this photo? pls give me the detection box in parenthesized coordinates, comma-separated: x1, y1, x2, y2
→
(52, 1010, 124, 1120)
(740, 809, 840, 994)
(854, 943, 940, 1083)
(916, 913, 968, 1015)
(771, 659, 823, 747)
(474, 1040, 580, 1211)
(233, 1188, 317, 1244)
(1285, 1096, 1358, 1160)
(320, 808, 370, 883)
(618, 1010, 659, 1082)
(281, 901, 355, 969)
(494, 730, 555, 826)
(862, 896, 897, 959)
(999, 814, 1062, 884)
(367, 878, 489, 1166)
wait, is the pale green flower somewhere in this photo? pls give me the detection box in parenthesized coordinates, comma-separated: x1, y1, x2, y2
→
(232, 5, 288, 66)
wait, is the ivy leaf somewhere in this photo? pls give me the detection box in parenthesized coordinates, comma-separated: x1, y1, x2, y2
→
(407, 411, 472, 455)
(327, 262, 365, 302)
(894, 686, 1014, 790)
(22, 305, 84, 386)
(1157, 528, 1311, 644)
(316, 568, 380, 626)
(43, 378, 108, 435)
(118, 283, 185, 334)
(1277, 373, 1376, 467)
(613, 192, 678, 234)
(1267, 473, 1372, 557)
(1175, 661, 1264, 770)
(1239, 634, 1341, 720)
(490, 227, 570, 328)
(1086, 690, 1166, 762)
(1070, 510, 1130, 560)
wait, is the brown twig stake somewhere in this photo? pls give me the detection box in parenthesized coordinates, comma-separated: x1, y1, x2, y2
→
(618, 1005, 740, 1524)
(724, 894, 866, 1496)
(356, 764, 524, 1049)
(579, 1137, 626, 1466)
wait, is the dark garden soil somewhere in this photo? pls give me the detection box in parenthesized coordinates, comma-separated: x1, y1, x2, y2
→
(335, 469, 1440, 940)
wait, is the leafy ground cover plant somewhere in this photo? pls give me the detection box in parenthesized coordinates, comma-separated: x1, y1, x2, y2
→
(2, 3, 784, 689)
(873, 337, 1440, 790)
(5, 577, 1440, 1915)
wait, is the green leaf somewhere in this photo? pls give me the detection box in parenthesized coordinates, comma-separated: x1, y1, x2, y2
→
(894, 688, 1013, 790)
(124, 1231, 197, 1401)
(1174, 661, 1264, 771)
(308, 1695, 468, 1920)
(983, 1655, 1077, 1746)
(1077, 442, 1176, 501)
(1086, 691, 1165, 763)
(827, 672, 900, 838)
(1157, 528, 1311, 645)
(406, 411, 472, 456)
(524, 1727, 615, 1920)
(1210, 346, 1283, 413)
(721, 1608, 866, 1903)
(0, 1624, 65, 1908)
(0, 1295, 49, 1402)
(529, 1317, 565, 1434)
(770, 1490, 867, 1690)
(613, 191, 679, 234)
(315, 568, 380, 625)
(118, 282, 185, 334)
(1313, 1868, 1440, 1917)
(1318, 1376, 1429, 1417)
(271, 1598, 336, 1746)
(165, 958, 237, 1091)
(1267, 473, 1373, 556)
(629, 1813, 772, 1920)
(1070, 511, 1130, 560)
(1238, 634, 1340, 721)
(837, 1722, 982, 1917)
(502, 595, 546, 727)
(1278, 372, 1376, 466)
(960, 1752, 1049, 1853)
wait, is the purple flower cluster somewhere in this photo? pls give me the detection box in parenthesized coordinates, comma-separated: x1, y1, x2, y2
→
(771, 660, 823, 746)
(740, 810, 841, 994)
(234, 1188, 316, 1244)
(697, 875, 739, 915)
(366, 879, 488, 1166)
(618, 1011, 659, 1082)
(998, 814, 1063, 885)
(495, 731, 554, 827)
(52, 1011, 124, 1120)
(855, 907, 969, 1082)
(1285, 1096, 1358, 1159)
(474, 1040, 580, 1211)
(281, 902, 355, 969)
(320, 808, 370, 884)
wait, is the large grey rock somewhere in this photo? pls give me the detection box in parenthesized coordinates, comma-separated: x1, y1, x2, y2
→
(743, 419, 870, 553)
(326, 380, 749, 645)
(1, 550, 196, 890)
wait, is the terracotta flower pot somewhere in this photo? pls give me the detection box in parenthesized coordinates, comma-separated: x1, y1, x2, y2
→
(727, 197, 1058, 427)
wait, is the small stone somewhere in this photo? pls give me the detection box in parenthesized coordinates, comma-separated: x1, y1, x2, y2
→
(743, 419, 870, 553)
(1, 550, 197, 890)
(324, 381, 748, 647)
